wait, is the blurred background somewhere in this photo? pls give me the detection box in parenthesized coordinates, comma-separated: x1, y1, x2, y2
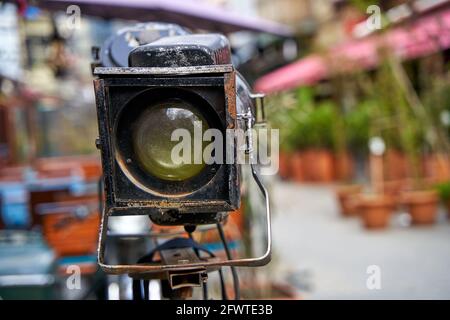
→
(1, 0, 450, 300)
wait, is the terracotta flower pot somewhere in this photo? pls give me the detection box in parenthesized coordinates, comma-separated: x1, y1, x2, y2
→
(278, 151, 291, 180)
(302, 149, 335, 182)
(335, 184, 363, 217)
(401, 190, 439, 225)
(423, 153, 450, 183)
(290, 152, 304, 182)
(334, 152, 354, 181)
(382, 179, 410, 197)
(384, 150, 409, 181)
(355, 194, 395, 229)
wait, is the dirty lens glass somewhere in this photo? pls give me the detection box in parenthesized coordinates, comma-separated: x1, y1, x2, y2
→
(132, 100, 209, 181)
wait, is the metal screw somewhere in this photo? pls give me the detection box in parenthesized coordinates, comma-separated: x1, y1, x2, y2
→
(95, 137, 101, 149)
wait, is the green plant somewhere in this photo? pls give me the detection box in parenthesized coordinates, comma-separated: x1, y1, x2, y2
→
(435, 181, 450, 203)
(419, 55, 450, 153)
(266, 87, 331, 152)
(376, 55, 429, 183)
(288, 99, 339, 151)
(265, 90, 298, 152)
(344, 99, 372, 152)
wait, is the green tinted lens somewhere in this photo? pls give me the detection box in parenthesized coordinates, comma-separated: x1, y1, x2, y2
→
(132, 100, 209, 181)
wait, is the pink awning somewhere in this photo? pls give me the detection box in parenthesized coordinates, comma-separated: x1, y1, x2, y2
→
(36, 0, 293, 36)
(253, 56, 328, 93)
(255, 7, 450, 93)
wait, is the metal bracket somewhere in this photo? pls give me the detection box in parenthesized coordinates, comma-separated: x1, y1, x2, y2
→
(250, 93, 266, 125)
(161, 248, 208, 289)
(237, 110, 254, 155)
(97, 163, 271, 275)
(237, 92, 266, 156)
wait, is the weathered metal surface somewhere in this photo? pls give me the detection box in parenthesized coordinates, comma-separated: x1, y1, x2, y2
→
(160, 248, 207, 289)
(94, 65, 233, 76)
(98, 23, 189, 68)
(94, 69, 240, 220)
(224, 71, 237, 129)
(129, 34, 232, 68)
(93, 79, 115, 209)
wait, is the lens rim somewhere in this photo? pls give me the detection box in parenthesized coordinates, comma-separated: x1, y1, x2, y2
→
(114, 87, 223, 196)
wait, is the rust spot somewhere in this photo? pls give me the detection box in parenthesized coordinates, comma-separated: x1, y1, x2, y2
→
(224, 71, 237, 129)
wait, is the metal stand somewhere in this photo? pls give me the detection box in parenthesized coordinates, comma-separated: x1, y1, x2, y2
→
(97, 163, 271, 274)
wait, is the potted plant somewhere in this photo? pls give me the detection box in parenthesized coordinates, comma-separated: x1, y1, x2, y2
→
(283, 94, 307, 182)
(335, 184, 363, 217)
(350, 74, 397, 229)
(299, 100, 337, 182)
(401, 190, 439, 224)
(355, 193, 396, 229)
(334, 100, 372, 217)
(289, 150, 304, 182)
(399, 55, 450, 222)
(385, 149, 410, 181)
(423, 153, 450, 184)
(265, 91, 297, 180)
(354, 136, 397, 229)
(419, 61, 450, 184)
(278, 151, 291, 180)
(266, 88, 344, 183)
(435, 181, 450, 217)
(277, 117, 296, 180)
(398, 173, 439, 226)
(381, 56, 441, 225)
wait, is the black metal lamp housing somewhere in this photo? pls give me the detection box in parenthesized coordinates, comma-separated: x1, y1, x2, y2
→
(93, 33, 242, 226)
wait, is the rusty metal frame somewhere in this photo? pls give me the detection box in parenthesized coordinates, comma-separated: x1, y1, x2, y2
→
(94, 64, 240, 217)
(97, 163, 271, 274)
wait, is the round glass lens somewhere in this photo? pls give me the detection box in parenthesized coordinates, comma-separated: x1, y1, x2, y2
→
(132, 100, 209, 181)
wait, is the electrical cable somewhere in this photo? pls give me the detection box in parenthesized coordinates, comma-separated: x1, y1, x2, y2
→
(216, 223, 240, 300)
(202, 281, 208, 300)
(185, 226, 225, 300)
(218, 268, 228, 300)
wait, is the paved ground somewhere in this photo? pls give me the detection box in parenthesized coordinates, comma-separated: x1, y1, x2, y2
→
(271, 181, 450, 299)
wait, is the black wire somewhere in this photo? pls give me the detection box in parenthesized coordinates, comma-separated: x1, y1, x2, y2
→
(202, 281, 208, 300)
(186, 227, 226, 300)
(216, 223, 240, 300)
(185, 229, 210, 300)
(218, 268, 228, 300)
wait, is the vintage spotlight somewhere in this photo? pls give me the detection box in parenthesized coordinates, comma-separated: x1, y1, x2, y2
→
(93, 23, 271, 275)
